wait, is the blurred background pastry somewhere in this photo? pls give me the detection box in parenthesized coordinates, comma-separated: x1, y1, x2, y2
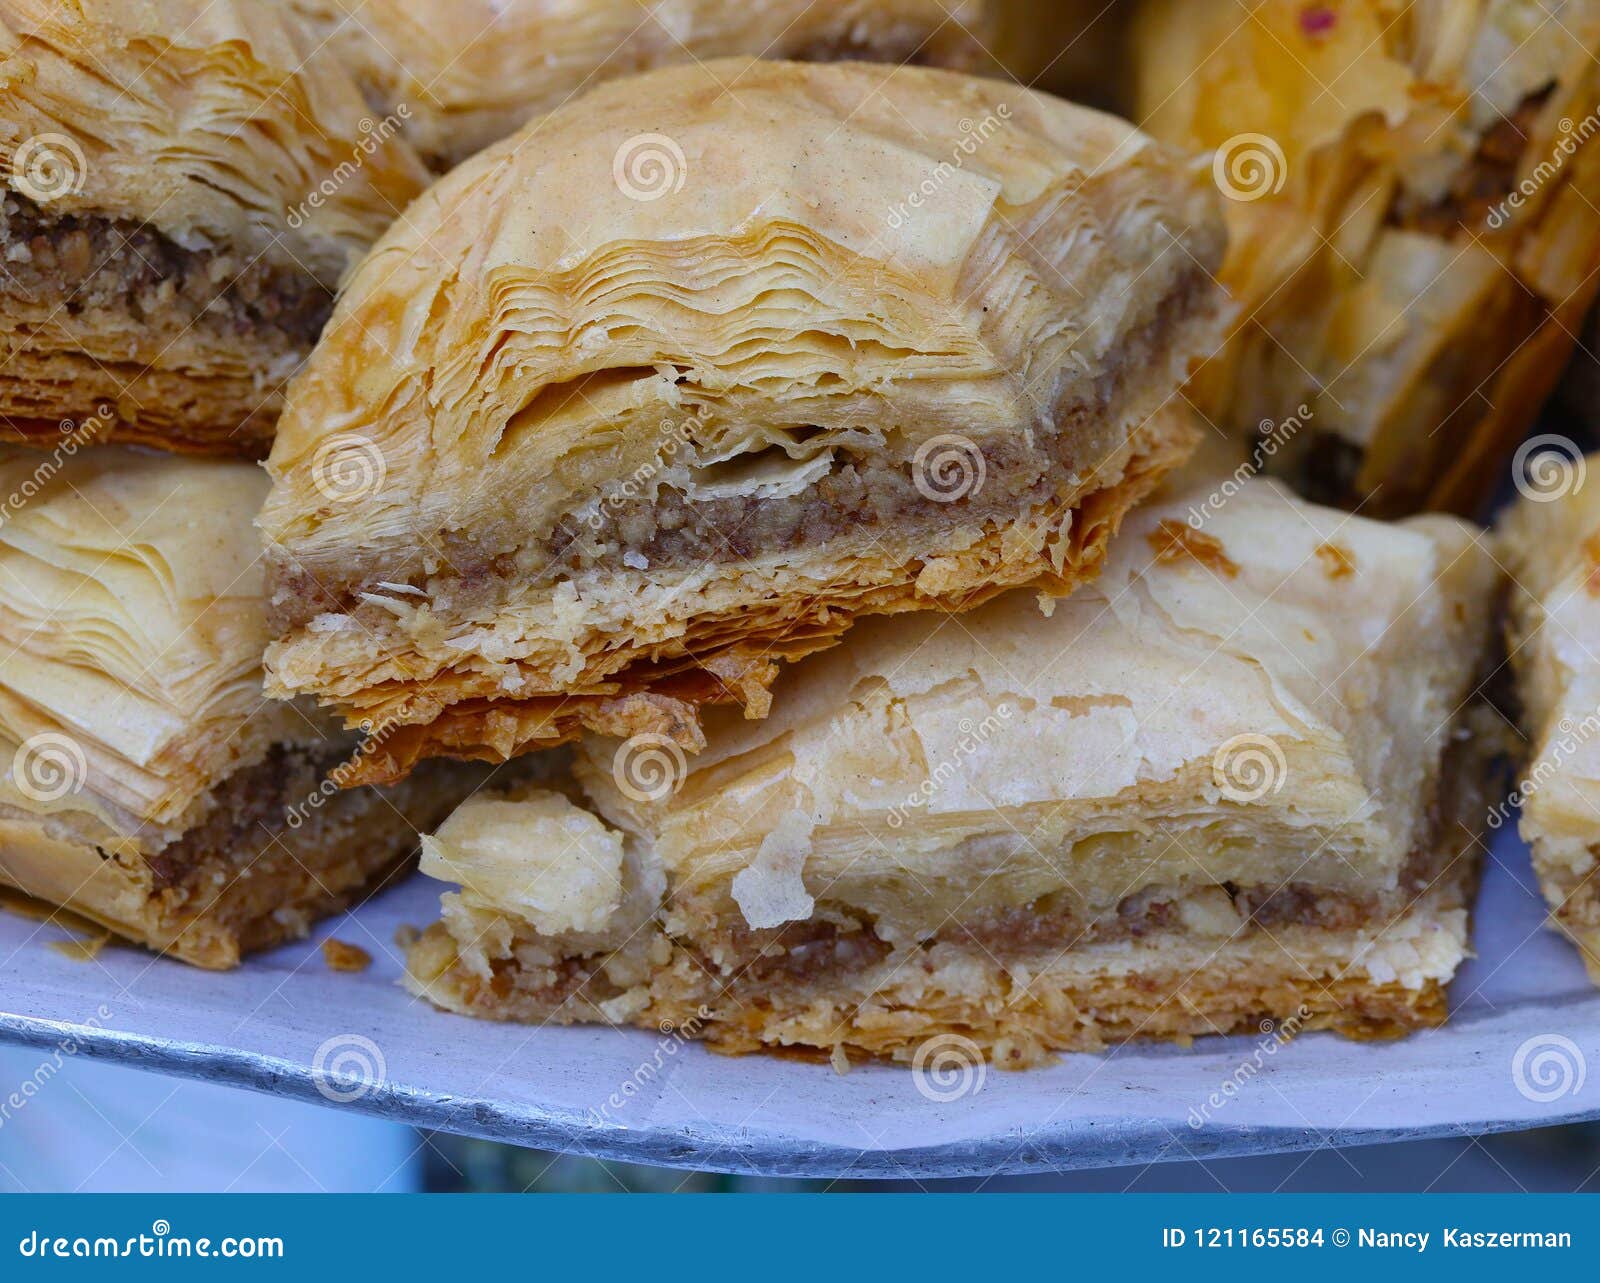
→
(1135, 0, 1600, 516)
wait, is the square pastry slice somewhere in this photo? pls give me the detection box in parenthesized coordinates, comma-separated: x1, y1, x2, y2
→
(0, 446, 484, 968)
(1501, 455, 1600, 981)
(0, 0, 429, 454)
(406, 466, 1500, 1064)
(260, 58, 1227, 785)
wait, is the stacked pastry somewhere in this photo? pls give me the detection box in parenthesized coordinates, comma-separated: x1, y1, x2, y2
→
(258, 59, 1226, 783)
(1500, 459, 1600, 982)
(0, 7, 1077, 970)
(0, 448, 484, 968)
(1136, 0, 1600, 516)
(403, 467, 1500, 1062)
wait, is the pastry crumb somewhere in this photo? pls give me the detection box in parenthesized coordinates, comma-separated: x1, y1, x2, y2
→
(322, 938, 373, 972)
(830, 1044, 852, 1075)
(1146, 519, 1239, 578)
(1315, 541, 1356, 579)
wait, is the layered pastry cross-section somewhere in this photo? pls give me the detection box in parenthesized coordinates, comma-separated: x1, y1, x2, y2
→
(1500, 455, 1600, 982)
(260, 58, 1227, 785)
(406, 467, 1501, 1064)
(0, 0, 431, 454)
(0, 446, 483, 968)
(1136, 0, 1600, 515)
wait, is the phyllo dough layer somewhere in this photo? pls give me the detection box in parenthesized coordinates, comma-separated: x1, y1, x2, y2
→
(405, 469, 1500, 1064)
(1136, 0, 1600, 516)
(0, 0, 430, 455)
(289, 0, 1063, 174)
(0, 447, 480, 968)
(261, 58, 1227, 785)
(1501, 459, 1600, 981)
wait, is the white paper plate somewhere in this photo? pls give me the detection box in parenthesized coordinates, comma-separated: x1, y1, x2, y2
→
(1, 825, 1596, 1178)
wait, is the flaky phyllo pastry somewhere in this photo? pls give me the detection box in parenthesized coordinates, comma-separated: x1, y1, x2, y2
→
(405, 468, 1500, 1064)
(1136, 0, 1600, 515)
(1500, 456, 1600, 982)
(259, 59, 1227, 786)
(0, 0, 430, 455)
(0, 447, 482, 968)
(288, 0, 1062, 174)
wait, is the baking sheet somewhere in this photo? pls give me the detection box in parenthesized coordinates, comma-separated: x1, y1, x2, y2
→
(0, 824, 1596, 1179)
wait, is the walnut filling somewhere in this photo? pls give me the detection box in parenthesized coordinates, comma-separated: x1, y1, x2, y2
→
(130, 742, 468, 959)
(0, 191, 332, 355)
(271, 263, 1213, 633)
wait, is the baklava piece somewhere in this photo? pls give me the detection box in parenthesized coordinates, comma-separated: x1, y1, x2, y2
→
(1501, 459, 1600, 981)
(260, 59, 1227, 784)
(289, 0, 1081, 173)
(406, 467, 1500, 1064)
(1136, 0, 1600, 515)
(0, 0, 429, 454)
(0, 447, 483, 968)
